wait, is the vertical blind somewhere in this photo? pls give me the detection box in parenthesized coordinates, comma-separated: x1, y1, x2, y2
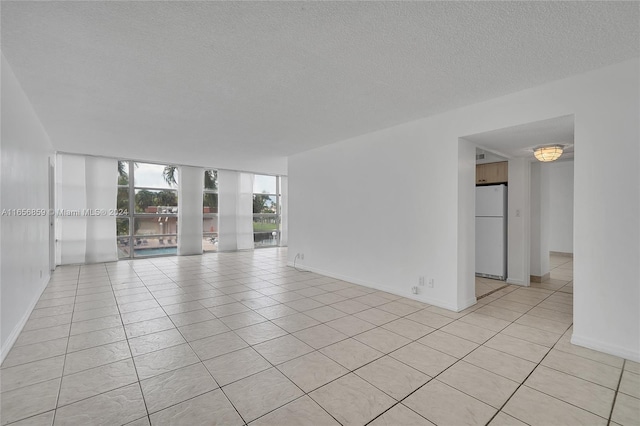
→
(217, 170, 254, 251)
(56, 153, 117, 264)
(280, 176, 288, 247)
(177, 166, 204, 255)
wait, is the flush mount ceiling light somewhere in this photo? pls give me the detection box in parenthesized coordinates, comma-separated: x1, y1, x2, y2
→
(533, 145, 564, 162)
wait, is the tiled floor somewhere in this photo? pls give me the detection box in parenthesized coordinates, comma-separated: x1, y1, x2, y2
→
(1, 249, 638, 425)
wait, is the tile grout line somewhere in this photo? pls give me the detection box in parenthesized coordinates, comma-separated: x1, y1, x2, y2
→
(607, 359, 626, 426)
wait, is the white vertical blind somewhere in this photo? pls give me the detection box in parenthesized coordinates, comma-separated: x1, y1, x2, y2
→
(280, 176, 288, 246)
(237, 172, 255, 250)
(56, 153, 117, 264)
(178, 166, 204, 255)
(217, 170, 255, 251)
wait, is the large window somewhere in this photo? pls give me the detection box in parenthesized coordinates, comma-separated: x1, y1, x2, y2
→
(203, 170, 218, 252)
(253, 174, 280, 248)
(117, 161, 179, 258)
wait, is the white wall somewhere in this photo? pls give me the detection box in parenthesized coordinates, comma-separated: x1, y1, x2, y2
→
(1, 55, 54, 361)
(530, 161, 551, 278)
(289, 59, 639, 360)
(545, 160, 574, 253)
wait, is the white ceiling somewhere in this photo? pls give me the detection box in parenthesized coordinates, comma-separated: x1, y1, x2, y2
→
(2, 2, 638, 170)
(466, 115, 575, 160)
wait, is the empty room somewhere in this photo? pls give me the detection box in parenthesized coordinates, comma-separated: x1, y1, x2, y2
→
(1, 2, 639, 425)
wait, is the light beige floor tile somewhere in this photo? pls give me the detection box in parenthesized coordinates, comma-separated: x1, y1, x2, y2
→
(500, 323, 561, 348)
(252, 334, 314, 365)
(625, 360, 640, 374)
(514, 314, 570, 334)
(2, 337, 69, 368)
(133, 343, 200, 380)
(389, 342, 457, 377)
(354, 308, 399, 326)
(0, 378, 60, 425)
(250, 395, 340, 426)
(271, 312, 320, 333)
(293, 324, 348, 349)
(54, 383, 147, 426)
(405, 310, 453, 328)
(304, 306, 348, 322)
(23, 313, 73, 332)
(168, 309, 216, 327)
(320, 338, 383, 370)
(73, 305, 120, 322)
(458, 312, 511, 332)
(611, 393, 640, 426)
(219, 311, 268, 330)
(475, 305, 522, 322)
(488, 412, 528, 426)
(14, 324, 70, 347)
(312, 292, 348, 305)
(207, 301, 250, 317)
(0, 355, 65, 393)
(355, 355, 429, 400)
(278, 351, 348, 393)
(30, 304, 74, 319)
(619, 370, 640, 398)
(503, 386, 606, 425)
(254, 304, 299, 320)
(223, 368, 303, 423)
(463, 346, 537, 383)
(484, 333, 549, 363)
(527, 306, 573, 324)
(310, 373, 395, 426)
(204, 347, 271, 386)
(354, 327, 411, 354)
(177, 318, 230, 341)
(69, 315, 122, 336)
(489, 299, 537, 314)
(553, 339, 625, 368)
(58, 358, 138, 406)
(381, 318, 435, 340)
(125, 416, 150, 426)
(325, 315, 376, 336)
(189, 330, 248, 360)
(6, 410, 55, 426)
(440, 320, 497, 344)
(128, 328, 186, 356)
(120, 308, 166, 326)
(140, 363, 218, 413)
(376, 301, 421, 316)
(331, 299, 371, 314)
(285, 298, 324, 312)
(63, 340, 131, 375)
(438, 361, 519, 408)
(369, 404, 434, 426)
(541, 349, 622, 389)
(525, 365, 615, 418)
(124, 317, 175, 338)
(67, 326, 126, 353)
(418, 330, 478, 358)
(404, 380, 496, 426)
(234, 321, 288, 345)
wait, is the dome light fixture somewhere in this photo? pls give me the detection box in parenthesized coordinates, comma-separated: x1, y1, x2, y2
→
(533, 145, 564, 162)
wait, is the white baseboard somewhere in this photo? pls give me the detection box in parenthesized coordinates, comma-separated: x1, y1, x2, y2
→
(571, 333, 640, 363)
(0, 273, 51, 364)
(286, 262, 472, 312)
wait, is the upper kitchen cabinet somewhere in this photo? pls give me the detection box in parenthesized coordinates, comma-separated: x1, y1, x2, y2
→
(476, 161, 508, 185)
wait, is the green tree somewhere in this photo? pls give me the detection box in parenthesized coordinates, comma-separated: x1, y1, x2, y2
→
(135, 190, 155, 213)
(156, 190, 177, 207)
(163, 166, 178, 187)
(253, 194, 273, 213)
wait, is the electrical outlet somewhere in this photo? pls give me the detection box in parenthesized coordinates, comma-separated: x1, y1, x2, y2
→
(411, 286, 419, 294)
(419, 276, 425, 286)
(428, 278, 434, 288)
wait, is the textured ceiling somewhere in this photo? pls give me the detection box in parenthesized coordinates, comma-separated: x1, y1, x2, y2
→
(1, 1, 638, 171)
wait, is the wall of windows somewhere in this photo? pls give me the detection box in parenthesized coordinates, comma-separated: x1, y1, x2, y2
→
(253, 174, 281, 248)
(202, 170, 218, 252)
(117, 161, 179, 258)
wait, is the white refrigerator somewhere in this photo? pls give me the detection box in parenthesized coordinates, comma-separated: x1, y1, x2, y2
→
(476, 184, 507, 280)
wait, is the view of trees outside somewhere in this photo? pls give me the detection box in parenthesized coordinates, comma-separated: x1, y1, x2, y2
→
(253, 175, 280, 247)
(117, 161, 179, 258)
(203, 170, 218, 252)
